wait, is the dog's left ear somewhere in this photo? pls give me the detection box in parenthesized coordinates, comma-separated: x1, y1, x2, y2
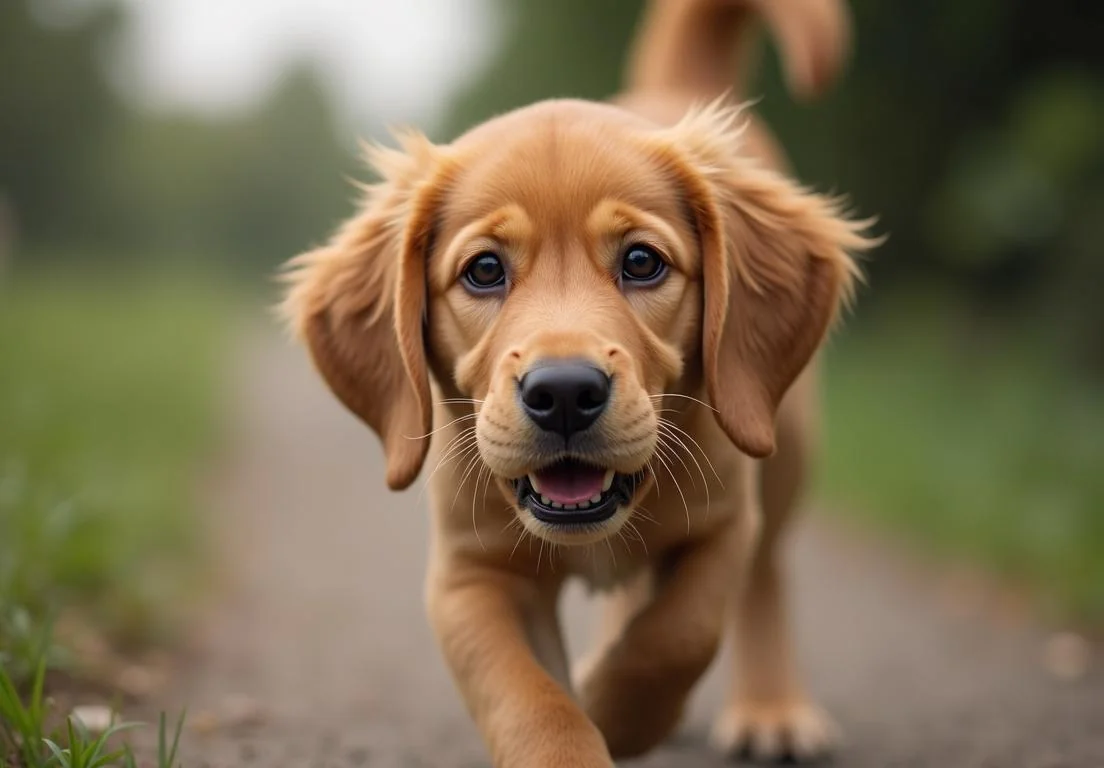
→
(280, 132, 448, 489)
(657, 104, 879, 458)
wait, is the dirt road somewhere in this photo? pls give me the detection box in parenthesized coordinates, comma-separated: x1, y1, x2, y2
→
(146, 332, 1102, 767)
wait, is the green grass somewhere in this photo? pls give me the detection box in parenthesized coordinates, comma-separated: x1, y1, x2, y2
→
(819, 302, 1104, 623)
(1, 644, 186, 767)
(0, 272, 230, 685)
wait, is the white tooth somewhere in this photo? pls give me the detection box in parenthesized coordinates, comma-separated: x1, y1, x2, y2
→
(541, 495, 553, 506)
(602, 469, 615, 492)
(590, 494, 603, 504)
(564, 504, 577, 511)
(577, 500, 590, 509)
(551, 501, 563, 509)
(529, 474, 542, 494)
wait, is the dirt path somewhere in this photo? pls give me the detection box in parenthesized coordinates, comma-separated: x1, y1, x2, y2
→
(144, 331, 1102, 767)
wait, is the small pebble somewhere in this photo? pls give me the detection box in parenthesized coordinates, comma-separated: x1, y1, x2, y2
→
(70, 704, 115, 733)
(189, 709, 221, 736)
(222, 693, 265, 728)
(1043, 631, 1092, 681)
(116, 664, 161, 697)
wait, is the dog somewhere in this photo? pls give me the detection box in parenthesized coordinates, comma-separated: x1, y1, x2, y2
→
(282, 0, 877, 764)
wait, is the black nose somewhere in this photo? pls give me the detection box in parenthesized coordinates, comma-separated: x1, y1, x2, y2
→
(519, 361, 610, 438)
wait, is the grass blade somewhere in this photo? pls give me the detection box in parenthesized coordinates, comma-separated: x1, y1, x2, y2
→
(83, 721, 142, 766)
(164, 709, 186, 768)
(42, 737, 70, 766)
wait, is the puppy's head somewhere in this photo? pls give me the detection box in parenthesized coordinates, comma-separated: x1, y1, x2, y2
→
(283, 100, 877, 545)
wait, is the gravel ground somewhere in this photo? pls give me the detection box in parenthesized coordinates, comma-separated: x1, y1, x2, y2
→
(136, 331, 1103, 768)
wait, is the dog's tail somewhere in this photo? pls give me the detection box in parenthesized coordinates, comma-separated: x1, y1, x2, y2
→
(625, 0, 852, 103)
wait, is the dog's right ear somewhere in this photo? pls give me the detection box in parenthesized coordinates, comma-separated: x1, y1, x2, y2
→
(280, 133, 447, 490)
(652, 101, 878, 458)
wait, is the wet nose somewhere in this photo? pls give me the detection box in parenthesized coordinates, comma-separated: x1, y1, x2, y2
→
(519, 360, 610, 438)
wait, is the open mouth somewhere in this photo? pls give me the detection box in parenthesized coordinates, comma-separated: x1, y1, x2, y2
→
(512, 459, 640, 526)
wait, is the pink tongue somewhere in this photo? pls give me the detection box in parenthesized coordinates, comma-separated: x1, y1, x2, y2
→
(535, 463, 605, 505)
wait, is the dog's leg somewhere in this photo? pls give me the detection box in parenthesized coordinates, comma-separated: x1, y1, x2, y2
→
(577, 511, 756, 759)
(427, 563, 612, 768)
(711, 370, 839, 763)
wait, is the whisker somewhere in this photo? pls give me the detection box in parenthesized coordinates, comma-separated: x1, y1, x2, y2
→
(652, 449, 690, 535)
(648, 392, 718, 413)
(429, 424, 478, 466)
(603, 533, 617, 570)
(422, 430, 478, 482)
(426, 439, 480, 506)
(658, 425, 711, 521)
(633, 506, 659, 526)
(417, 429, 479, 501)
(403, 412, 478, 441)
(438, 424, 476, 450)
(508, 522, 528, 562)
(656, 429, 698, 491)
(655, 434, 702, 521)
(616, 528, 630, 557)
(470, 463, 492, 552)
(658, 419, 724, 489)
(479, 461, 497, 514)
(501, 513, 522, 535)
(649, 453, 663, 499)
(437, 397, 485, 405)
(451, 448, 487, 513)
(623, 518, 648, 556)
(658, 420, 712, 497)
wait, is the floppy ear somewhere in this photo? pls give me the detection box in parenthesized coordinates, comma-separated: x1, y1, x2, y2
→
(660, 104, 879, 457)
(280, 133, 446, 489)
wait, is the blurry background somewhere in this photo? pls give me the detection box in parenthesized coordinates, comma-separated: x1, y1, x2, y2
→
(2, 0, 1102, 685)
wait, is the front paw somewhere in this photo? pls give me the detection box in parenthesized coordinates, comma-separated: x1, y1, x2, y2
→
(710, 699, 840, 763)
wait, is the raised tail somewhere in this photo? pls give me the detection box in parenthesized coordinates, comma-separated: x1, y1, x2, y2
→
(625, 0, 852, 103)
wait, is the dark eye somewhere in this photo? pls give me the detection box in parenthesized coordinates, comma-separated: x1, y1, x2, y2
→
(621, 244, 667, 284)
(463, 252, 506, 292)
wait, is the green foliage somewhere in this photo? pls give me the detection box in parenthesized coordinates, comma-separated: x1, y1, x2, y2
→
(41, 720, 140, 768)
(0, 2, 127, 247)
(820, 300, 1104, 622)
(94, 64, 357, 271)
(442, 0, 643, 138)
(0, 646, 49, 767)
(1, 648, 186, 768)
(0, 1, 356, 273)
(0, 273, 229, 684)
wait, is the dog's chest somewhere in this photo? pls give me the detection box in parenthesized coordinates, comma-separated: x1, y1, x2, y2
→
(558, 542, 648, 592)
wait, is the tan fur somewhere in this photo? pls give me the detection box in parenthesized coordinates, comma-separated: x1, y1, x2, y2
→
(282, 0, 877, 764)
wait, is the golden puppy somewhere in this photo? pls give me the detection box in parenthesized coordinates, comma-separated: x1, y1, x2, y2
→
(283, 0, 877, 764)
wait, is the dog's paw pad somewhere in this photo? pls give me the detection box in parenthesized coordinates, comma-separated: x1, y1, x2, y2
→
(709, 700, 839, 763)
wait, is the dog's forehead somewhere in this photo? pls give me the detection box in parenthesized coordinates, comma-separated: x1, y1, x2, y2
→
(442, 101, 682, 233)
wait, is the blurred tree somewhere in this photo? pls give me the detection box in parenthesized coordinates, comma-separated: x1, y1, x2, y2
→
(442, 0, 644, 139)
(0, 0, 127, 251)
(98, 62, 354, 270)
(0, 1, 355, 273)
